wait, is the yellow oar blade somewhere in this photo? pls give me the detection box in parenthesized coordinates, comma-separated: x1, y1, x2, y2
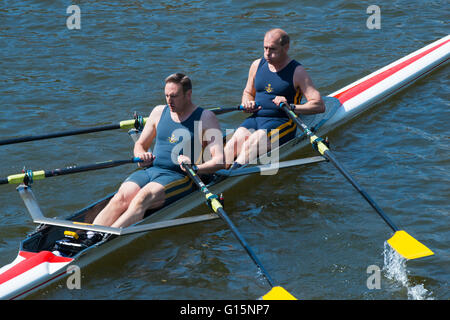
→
(262, 286, 297, 300)
(387, 230, 434, 260)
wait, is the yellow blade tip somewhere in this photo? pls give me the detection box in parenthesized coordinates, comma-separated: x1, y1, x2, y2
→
(262, 286, 297, 300)
(387, 230, 434, 260)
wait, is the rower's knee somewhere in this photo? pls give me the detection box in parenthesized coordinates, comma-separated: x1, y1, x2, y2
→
(224, 127, 252, 167)
(110, 183, 140, 211)
(129, 191, 150, 210)
(243, 131, 267, 151)
(109, 191, 131, 212)
(236, 131, 269, 164)
(129, 184, 164, 213)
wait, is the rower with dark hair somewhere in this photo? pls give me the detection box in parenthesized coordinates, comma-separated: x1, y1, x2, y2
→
(91, 73, 224, 230)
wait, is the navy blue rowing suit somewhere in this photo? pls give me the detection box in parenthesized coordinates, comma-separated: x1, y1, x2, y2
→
(125, 105, 202, 205)
(240, 57, 301, 145)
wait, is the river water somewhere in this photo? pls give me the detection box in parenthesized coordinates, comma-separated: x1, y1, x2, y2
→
(0, 1, 448, 300)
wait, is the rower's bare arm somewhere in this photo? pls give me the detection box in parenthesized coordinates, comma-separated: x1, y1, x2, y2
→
(292, 66, 325, 114)
(134, 106, 163, 161)
(241, 59, 261, 111)
(198, 110, 224, 174)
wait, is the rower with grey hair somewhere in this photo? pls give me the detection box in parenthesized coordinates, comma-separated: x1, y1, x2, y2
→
(224, 28, 325, 169)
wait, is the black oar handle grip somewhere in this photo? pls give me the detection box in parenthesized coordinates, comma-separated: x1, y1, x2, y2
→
(180, 162, 199, 173)
(279, 102, 295, 111)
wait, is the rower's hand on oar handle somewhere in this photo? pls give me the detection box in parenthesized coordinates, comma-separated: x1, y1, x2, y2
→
(273, 96, 288, 108)
(136, 152, 155, 168)
(178, 156, 199, 173)
(241, 101, 261, 113)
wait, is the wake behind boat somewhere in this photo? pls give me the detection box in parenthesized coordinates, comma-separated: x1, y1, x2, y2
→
(0, 35, 448, 300)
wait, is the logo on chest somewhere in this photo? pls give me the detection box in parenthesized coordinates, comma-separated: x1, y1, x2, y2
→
(265, 83, 274, 93)
(168, 133, 180, 144)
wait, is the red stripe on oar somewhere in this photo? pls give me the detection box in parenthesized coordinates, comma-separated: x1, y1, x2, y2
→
(0, 251, 72, 285)
(333, 39, 450, 104)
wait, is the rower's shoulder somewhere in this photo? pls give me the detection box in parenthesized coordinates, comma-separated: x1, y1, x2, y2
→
(247, 58, 263, 79)
(250, 58, 262, 69)
(200, 108, 221, 128)
(147, 104, 166, 124)
(151, 104, 166, 113)
(200, 108, 218, 121)
(294, 63, 306, 73)
(149, 104, 166, 117)
(293, 64, 310, 81)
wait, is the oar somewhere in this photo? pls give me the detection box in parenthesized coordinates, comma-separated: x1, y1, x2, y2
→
(0, 118, 147, 146)
(207, 105, 244, 115)
(0, 157, 142, 185)
(0, 107, 245, 147)
(279, 103, 433, 260)
(181, 162, 296, 300)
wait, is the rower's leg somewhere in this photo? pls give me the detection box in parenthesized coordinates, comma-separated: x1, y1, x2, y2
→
(235, 129, 270, 165)
(92, 181, 141, 227)
(224, 127, 252, 168)
(110, 182, 165, 228)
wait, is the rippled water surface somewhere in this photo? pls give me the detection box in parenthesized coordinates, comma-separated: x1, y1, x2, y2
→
(0, 1, 448, 300)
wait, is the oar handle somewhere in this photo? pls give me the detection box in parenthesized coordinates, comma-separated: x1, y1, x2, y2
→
(208, 105, 244, 115)
(279, 103, 310, 131)
(209, 103, 266, 115)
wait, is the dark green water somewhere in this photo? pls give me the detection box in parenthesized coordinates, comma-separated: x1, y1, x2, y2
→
(0, 1, 448, 300)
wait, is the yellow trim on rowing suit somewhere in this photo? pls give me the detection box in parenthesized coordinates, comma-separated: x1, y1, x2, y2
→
(7, 170, 46, 184)
(268, 120, 297, 144)
(268, 119, 294, 136)
(270, 126, 297, 144)
(294, 88, 302, 105)
(163, 176, 195, 199)
(262, 286, 297, 300)
(164, 176, 189, 190)
(165, 181, 194, 199)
